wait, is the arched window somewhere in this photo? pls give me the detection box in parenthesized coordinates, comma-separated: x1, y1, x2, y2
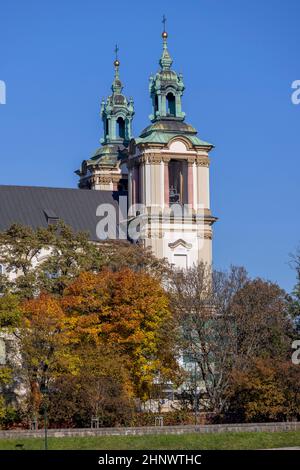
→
(154, 95, 159, 115)
(166, 92, 176, 116)
(168, 159, 188, 205)
(117, 117, 125, 139)
(105, 118, 109, 137)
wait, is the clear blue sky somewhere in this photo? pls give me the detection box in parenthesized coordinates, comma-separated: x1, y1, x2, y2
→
(0, 0, 299, 292)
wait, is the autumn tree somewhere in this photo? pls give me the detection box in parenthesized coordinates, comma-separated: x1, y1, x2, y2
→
(15, 268, 179, 424)
(276, 360, 300, 420)
(47, 345, 134, 428)
(0, 293, 23, 427)
(38, 237, 169, 295)
(0, 223, 169, 297)
(171, 263, 248, 415)
(0, 367, 13, 426)
(0, 222, 104, 297)
(0, 294, 22, 329)
(61, 268, 180, 400)
(228, 358, 300, 422)
(290, 247, 300, 333)
(228, 358, 286, 422)
(171, 263, 292, 416)
(19, 294, 76, 421)
(0, 224, 53, 298)
(230, 278, 292, 360)
(0, 224, 52, 277)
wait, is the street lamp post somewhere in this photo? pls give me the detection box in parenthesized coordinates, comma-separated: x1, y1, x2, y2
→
(41, 383, 49, 451)
(44, 400, 48, 451)
(194, 360, 198, 425)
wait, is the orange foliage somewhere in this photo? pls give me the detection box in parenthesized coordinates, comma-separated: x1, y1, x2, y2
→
(61, 268, 173, 398)
(20, 269, 177, 403)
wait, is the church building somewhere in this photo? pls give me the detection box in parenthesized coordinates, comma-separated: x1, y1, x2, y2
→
(0, 26, 217, 270)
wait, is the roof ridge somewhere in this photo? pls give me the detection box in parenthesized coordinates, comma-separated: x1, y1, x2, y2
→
(0, 184, 95, 192)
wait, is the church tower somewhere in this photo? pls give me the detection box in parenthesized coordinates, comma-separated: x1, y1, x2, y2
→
(76, 48, 134, 191)
(127, 23, 217, 268)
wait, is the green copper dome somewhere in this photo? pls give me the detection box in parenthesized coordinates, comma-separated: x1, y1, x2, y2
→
(135, 25, 213, 150)
(136, 118, 213, 148)
(149, 29, 185, 123)
(101, 53, 134, 147)
(76, 48, 134, 177)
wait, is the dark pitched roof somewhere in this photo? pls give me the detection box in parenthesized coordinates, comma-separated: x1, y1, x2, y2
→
(0, 185, 122, 241)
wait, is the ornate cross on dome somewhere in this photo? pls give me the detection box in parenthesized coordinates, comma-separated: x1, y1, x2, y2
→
(114, 44, 119, 61)
(162, 15, 167, 33)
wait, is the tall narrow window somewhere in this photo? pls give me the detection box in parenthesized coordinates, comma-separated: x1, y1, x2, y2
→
(166, 92, 176, 116)
(117, 117, 125, 139)
(168, 159, 188, 205)
(105, 118, 109, 137)
(154, 95, 159, 115)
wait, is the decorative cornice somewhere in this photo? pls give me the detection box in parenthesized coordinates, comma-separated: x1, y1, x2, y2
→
(204, 231, 213, 240)
(96, 174, 121, 185)
(195, 157, 210, 167)
(138, 155, 148, 165)
(197, 231, 213, 240)
(137, 142, 165, 152)
(187, 156, 196, 165)
(98, 176, 112, 185)
(147, 154, 163, 164)
(127, 150, 210, 168)
(111, 174, 122, 183)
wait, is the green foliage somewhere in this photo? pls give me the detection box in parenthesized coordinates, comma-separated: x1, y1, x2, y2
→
(0, 223, 169, 299)
(36, 223, 103, 295)
(0, 367, 12, 386)
(0, 401, 24, 430)
(47, 345, 134, 428)
(0, 294, 22, 329)
(0, 366, 24, 429)
(290, 248, 300, 333)
(230, 278, 292, 359)
(0, 224, 52, 275)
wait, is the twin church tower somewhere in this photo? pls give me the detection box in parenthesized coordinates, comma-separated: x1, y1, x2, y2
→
(76, 24, 217, 269)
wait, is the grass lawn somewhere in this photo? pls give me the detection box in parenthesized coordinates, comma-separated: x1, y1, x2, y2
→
(0, 431, 299, 450)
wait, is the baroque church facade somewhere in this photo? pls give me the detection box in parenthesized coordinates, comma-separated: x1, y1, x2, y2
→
(76, 29, 217, 269)
(0, 26, 217, 398)
(0, 27, 216, 271)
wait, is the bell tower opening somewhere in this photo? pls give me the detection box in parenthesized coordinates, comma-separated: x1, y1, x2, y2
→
(117, 117, 125, 139)
(166, 92, 176, 116)
(105, 118, 109, 138)
(154, 95, 159, 116)
(168, 159, 188, 204)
